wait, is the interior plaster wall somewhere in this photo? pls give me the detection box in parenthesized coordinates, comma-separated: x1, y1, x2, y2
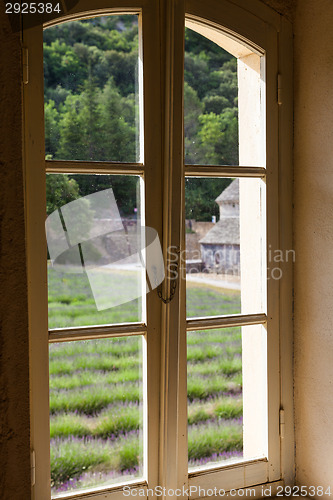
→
(0, 6, 31, 500)
(260, 0, 333, 486)
(259, 0, 295, 21)
(293, 0, 333, 489)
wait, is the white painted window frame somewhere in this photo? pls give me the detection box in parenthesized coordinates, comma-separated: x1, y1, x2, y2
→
(24, 0, 293, 499)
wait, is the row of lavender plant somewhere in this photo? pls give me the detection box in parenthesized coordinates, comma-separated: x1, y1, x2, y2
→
(48, 272, 243, 494)
(50, 326, 243, 494)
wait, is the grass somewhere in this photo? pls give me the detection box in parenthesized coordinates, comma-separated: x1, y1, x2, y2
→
(50, 368, 140, 390)
(186, 285, 240, 318)
(48, 266, 141, 328)
(187, 374, 241, 401)
(50, 336, 140, 357)
(188, 357, 242, 376)
(51, 420, 243, 489)
(50, 397, 242, 439)
(188, 420, 243, 460)
(49, 354, 140, 376)
(48, 267, 243, 494)
(51, 432, 142, 488)
(48, 265, 241, 329)
(188, 396, 242, 425)
(50, 383, 142, 415)
(187, 328, 241, 345)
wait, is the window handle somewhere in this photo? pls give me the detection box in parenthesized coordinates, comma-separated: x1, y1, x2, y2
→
(157, 246, 180, 304)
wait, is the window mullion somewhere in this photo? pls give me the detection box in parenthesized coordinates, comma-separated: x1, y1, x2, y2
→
(140, 0, 164, 492)
(157, 0, 187, 495)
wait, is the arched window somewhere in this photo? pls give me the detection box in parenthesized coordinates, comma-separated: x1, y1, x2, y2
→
(24, 1, 293, 498)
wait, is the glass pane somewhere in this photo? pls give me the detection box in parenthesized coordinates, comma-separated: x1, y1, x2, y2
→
(44, 15, 140, 162)
(187, 325, 267, 471)
(184, 25, 264, 167)
(46, 174, 144, 328)
(50, 336, 144, 495)
(184, 27, 239, 166)
(185, 177, 265, 318)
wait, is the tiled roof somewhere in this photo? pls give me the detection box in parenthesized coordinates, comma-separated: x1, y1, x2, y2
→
(215, 179, 239, 204)
(199, 217, 240, 245)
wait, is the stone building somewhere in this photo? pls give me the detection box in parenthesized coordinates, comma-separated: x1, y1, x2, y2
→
(200, 179, 240, 275)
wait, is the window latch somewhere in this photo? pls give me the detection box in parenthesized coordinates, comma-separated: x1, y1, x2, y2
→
(157, 246, 180, 304)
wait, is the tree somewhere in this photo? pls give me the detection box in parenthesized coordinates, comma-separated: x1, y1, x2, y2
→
(185, 178, 232, 221)
(184, 52, 211, 100)
(99, 77, 136, 162)
(184, 82, 204, 164)
(57, 78, 105, 161)
(198, 108, 238, 165)
(97, 49, 138, 96)
(57, 94, 85, 160)
(69, 174, 138, 217)
(78, 75, 104, 161)
(46, 174, 80, 216)
(203, 95, 230, 115)
(44, 100, 60, 158)
(185, 27, 232, 70)
(214, 108, 239, 165)
(44, 16, 240, 220)
(44, 39, 85, 93)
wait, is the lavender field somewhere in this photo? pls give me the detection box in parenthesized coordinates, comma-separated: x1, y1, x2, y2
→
(49, 269, 242, 495)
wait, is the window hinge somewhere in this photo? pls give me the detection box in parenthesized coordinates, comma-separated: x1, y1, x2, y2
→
(22, 47, 28, 84)
(31, 449, 36, 487)
(279, 408, 285, 439)
(277, 73, 282, 105)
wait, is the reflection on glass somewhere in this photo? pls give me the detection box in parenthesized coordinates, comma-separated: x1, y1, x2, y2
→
(185, 177, 265, 318)
(47, 174, 144, 328)
(187, 327, 243, 470)
(44, 15, 140, 162)
(50, 337, 144, 496)
(184, 27, 239, 166)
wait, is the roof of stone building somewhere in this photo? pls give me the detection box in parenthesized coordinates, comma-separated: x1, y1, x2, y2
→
(215, 179, 239, 204)
(199, 217, 240, 245)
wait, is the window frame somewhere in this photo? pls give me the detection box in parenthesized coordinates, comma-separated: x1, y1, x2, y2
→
(172, 2, 278, 492)
(24, 1, 294, 498)
(25, 3, 163, 498)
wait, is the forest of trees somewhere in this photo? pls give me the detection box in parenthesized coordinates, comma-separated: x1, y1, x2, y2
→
(44, 15, 238, 220)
